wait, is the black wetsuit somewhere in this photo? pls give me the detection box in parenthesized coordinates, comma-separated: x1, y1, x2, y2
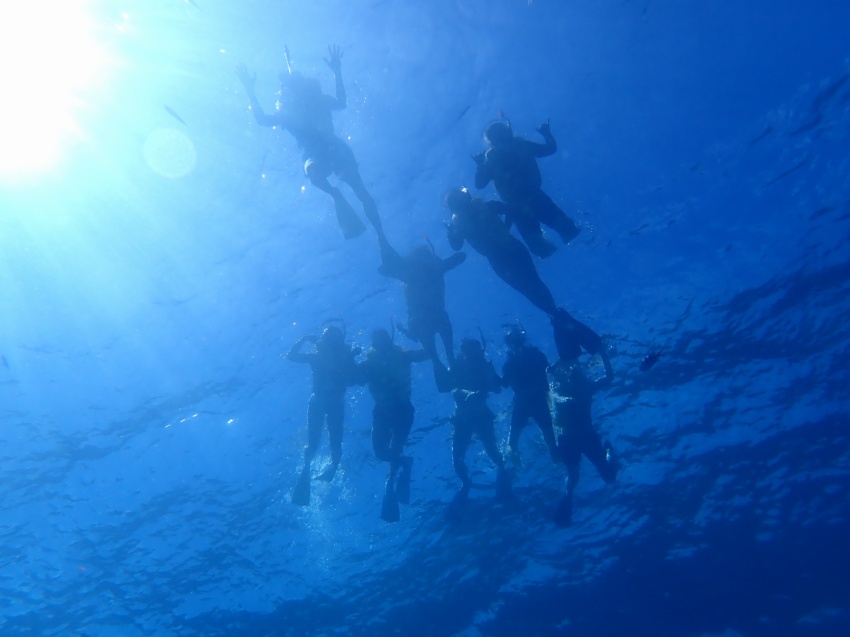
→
(475, 130, 579, 253)
(446, 197, 557, 315)
(433, 353, 505, 488)
(378, 239, 464, 361)
(359, 345, 429, 466)
(502, 344, 557, 456)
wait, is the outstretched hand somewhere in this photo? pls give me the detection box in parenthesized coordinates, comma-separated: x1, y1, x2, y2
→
(471, 152, 486, 167)
(235, 62, 256, 93)
(536, 118, 551, 136)
(324, 44, 343, 74)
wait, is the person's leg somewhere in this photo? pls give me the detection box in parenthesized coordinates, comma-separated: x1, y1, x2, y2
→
(305, 158, 365, 239)
(451, 418, 474, 490)
(507, 399, 528, 464)
(531, 399, 559, 462)
(490, 247, 557, 316)
(437, 311, 455, 365)
(393, 402, 416, 505)
(533, 191, 580, 244)
(333, 142, 384, 237)
(304, 395, 324, 470)
(371, 407, 394, 463)
(584, 427, 617, 484)
(513, 216, 557, 258)
(318, 397, 345, 481)
(477, 417, 511, 500)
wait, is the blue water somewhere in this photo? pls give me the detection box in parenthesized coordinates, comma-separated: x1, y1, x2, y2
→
(2, 1, 849, 635)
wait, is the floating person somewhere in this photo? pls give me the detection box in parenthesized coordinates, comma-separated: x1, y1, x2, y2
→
(377, 233, 465, 365)
(501, 326, 558, 466)
(473, 119, 580, 257)
(444, 187, 557, 316)
(285, 325, 362, 506)
(357, 328, 430, 522)
(236, 45, 383, 240)
(432, 337, 511, 522)
(549, 350, 617, 527)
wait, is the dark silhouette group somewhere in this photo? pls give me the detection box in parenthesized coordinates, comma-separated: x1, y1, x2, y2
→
(238, 45, 618, 526)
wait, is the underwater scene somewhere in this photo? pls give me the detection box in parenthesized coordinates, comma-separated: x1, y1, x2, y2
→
(1, 1, 849, 635)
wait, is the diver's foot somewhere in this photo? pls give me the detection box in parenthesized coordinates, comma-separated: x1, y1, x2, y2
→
(333, 196, 367, 240)
(317, 464, 338, 482)
(291, 468, 311, 507)
(528, 238, 558, 259)
(396, 457, 413, 505)
(558, 223, 581, 244)
(553, 494, 573, 527)
(381, 477, 400, 523)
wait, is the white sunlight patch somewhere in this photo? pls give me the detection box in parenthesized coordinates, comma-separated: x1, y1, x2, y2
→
(0, 2, 103, 177)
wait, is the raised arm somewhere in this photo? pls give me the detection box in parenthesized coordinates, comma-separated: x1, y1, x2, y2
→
(441, 250, 467, 273)
(324, 44, 346, 110)
(236, 63, 279, 127)
(529, 118, 557, 157)
(473, 151, 493, 189)
(445, 218, 465, 251)
(285, 334, 317, 364)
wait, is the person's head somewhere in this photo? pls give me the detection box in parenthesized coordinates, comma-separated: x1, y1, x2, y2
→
(504, 326, 527, 351)
(484, 122, 513, 147)
(406, 244, 436, 268)
(277, 71, 321, 101)
(317, 325, 344, 353)
(460, 337, 484, 361)
(370, 328, 393, 353)
(444, 187, 472, 212)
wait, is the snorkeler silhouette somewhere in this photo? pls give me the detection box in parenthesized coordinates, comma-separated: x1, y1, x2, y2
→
(432, 337, 511, 523)
(236, 45, 384, 240)
(377, 233, 465, 366)
(357, 328, 430, 522)
(444, 187, 558, 316)
(473, 119, 579, 257)
(285, 326, 362, 505)
(549, 351, 618, 527)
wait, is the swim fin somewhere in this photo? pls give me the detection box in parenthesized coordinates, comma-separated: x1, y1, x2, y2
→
(553, 494, 572, 527)
(395, 457, 413, 505)
(317, 463, 338, 482)
(381, 479, 400, 523)
(292, 467, 311, 507)
(334, 196, 366, 239)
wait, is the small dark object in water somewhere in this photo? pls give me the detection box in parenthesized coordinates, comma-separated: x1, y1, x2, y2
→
(640, 349, 663, 371)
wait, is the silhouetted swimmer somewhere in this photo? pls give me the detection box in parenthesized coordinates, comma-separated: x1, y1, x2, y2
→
(357, 329, 430, 522)
(501, 326, 558, 466)
(444, 188, 557, 316)
(550, 350, 617, 527)
(432, 338, 511, 522)
(378, 234, 465, 365)
(236, 45, 383, 240)
(473, 120, 579, 256)
(285, 326, 361, 505)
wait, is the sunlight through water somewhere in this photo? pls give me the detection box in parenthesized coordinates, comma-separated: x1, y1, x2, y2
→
(0, 2, 103, 179)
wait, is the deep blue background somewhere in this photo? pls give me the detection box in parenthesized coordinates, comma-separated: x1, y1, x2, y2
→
(1, 1, 849, 635)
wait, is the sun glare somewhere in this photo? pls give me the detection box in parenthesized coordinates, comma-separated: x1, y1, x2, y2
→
(0, 2, 103, 178)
